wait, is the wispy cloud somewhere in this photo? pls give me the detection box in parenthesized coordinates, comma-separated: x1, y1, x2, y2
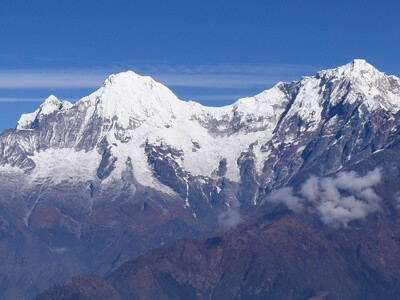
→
(0, 97, 77, 103)
(139, 63, 318, 89)
(0, 69, 107, 89)
(153, 74, 282, 88)
(181, 94, 251, 102)
(0, 63, 318, 90)
(0, 97, 44, 102)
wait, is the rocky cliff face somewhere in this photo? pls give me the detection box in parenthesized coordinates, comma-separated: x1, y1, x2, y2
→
(1, 60, 400, 298)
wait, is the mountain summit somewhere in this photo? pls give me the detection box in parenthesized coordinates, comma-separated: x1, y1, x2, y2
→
(5, 60, 399, 186)
(1, 60, 400, 298)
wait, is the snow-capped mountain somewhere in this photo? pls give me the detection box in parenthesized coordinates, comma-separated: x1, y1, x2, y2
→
(3, 59, 400, 192)
(2, 60, 400, 209)
(1, 59, 400, 298)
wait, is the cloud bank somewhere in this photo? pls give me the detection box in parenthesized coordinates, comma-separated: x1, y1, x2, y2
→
(269, 168, 382, 227)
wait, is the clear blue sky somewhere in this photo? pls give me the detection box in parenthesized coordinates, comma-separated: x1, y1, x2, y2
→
(1, 0, 400, 131)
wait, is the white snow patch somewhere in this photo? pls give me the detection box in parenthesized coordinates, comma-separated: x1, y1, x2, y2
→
(29, 148, 100, 184)
(0, 164, 23, 173)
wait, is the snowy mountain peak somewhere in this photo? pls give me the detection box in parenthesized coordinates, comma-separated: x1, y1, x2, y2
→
(312, 60, 400, 112)
(43, 94, 59, 103)
(39, 95, 62, 113)
(349, 58, 373, 68)
(16, 95, 72, 130)
(80, 70, 186, 128)
(102, 70, 155, 89)
(317, 59, 381, 80)
(345, 59, 381, 76)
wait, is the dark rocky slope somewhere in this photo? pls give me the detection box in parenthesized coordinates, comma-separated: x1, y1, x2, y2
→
(36, 204, 400, 299)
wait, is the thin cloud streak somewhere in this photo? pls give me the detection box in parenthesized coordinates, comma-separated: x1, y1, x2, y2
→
(0, 63, 318, 90)
(154, 74, 288, 88)
(139, 63, 318, 88)
(0, 70, 107, 89)
(136, 63, 317, 75)
(182, 94, 251, 101)
(0, 97, 44, 102)
(0, 97, 77, 103)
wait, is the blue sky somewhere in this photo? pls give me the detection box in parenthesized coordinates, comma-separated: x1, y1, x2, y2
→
(0, 0, 400, 131)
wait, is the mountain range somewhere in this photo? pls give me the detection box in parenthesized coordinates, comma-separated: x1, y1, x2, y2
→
(1, 59, 400, 299)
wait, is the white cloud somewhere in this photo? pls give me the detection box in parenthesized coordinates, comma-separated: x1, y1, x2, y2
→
(0, 97, 44, 102)
(0, 69, 107, 89)
(0, 63, 318, 90)
(269, 187, 305, 211)
(218, 209, 243, 229)
(333, 169, 382, 192)
(395, 193, 400, 211)
(299, 176, 320, 202)
(269, 168, 382, 227)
